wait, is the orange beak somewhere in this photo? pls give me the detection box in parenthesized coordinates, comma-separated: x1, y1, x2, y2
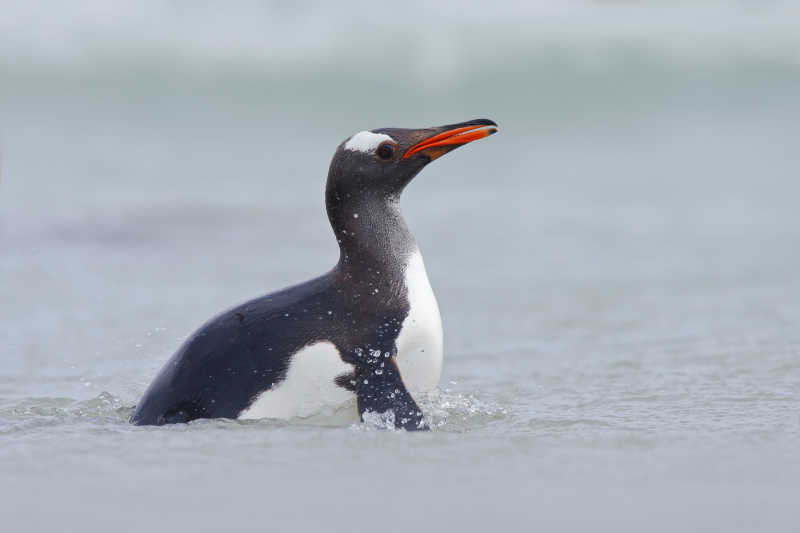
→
(403, 121, 498, 160)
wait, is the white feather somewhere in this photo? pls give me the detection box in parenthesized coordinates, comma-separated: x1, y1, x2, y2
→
(395, 250, 444, 396)
(238, 341, 356, 422)
(344, 131, 394, 153)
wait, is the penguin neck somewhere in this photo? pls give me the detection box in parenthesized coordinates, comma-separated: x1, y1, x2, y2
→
(327, 194, 417, 276)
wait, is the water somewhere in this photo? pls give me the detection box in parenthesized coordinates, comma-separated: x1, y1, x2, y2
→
(2, 2, 800, 531)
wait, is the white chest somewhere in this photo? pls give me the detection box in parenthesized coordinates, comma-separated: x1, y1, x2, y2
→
(394, 250, 444, 395)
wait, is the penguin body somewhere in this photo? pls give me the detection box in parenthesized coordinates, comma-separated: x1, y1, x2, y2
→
(131, 119, 497, 429)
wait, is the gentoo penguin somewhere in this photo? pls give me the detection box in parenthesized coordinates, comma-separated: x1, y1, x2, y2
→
(130, 119, 498, 430)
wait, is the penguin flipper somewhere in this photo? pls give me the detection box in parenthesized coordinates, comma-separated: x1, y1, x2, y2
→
(354, 356, 428, 431)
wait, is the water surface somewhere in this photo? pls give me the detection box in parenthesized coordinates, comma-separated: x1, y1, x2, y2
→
(2, 2, 800, 531)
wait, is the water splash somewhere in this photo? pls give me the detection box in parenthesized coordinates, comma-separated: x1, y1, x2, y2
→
(358, 410, 398, 431)
(0, 392, 132, 434)
(418, 387, 509, 432)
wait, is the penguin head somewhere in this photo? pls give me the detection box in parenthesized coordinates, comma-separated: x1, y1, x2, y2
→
(326, 118, 498, 205)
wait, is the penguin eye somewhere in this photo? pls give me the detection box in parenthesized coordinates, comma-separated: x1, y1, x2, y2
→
(376, 142, 395, 161)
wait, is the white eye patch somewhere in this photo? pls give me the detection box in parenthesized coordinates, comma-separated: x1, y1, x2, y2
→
(344, 131, 395, 153)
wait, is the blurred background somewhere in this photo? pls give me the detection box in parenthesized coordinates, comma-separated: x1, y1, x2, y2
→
(1, 1, 799, 532)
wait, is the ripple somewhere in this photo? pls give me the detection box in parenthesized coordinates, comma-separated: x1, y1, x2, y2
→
(1, 388, 510, 435)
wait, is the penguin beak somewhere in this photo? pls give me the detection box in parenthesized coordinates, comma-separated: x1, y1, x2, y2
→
(403, 119, 498, 161)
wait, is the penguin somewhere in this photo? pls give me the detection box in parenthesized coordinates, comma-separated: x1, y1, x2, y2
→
(130, 119, 498, 430)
